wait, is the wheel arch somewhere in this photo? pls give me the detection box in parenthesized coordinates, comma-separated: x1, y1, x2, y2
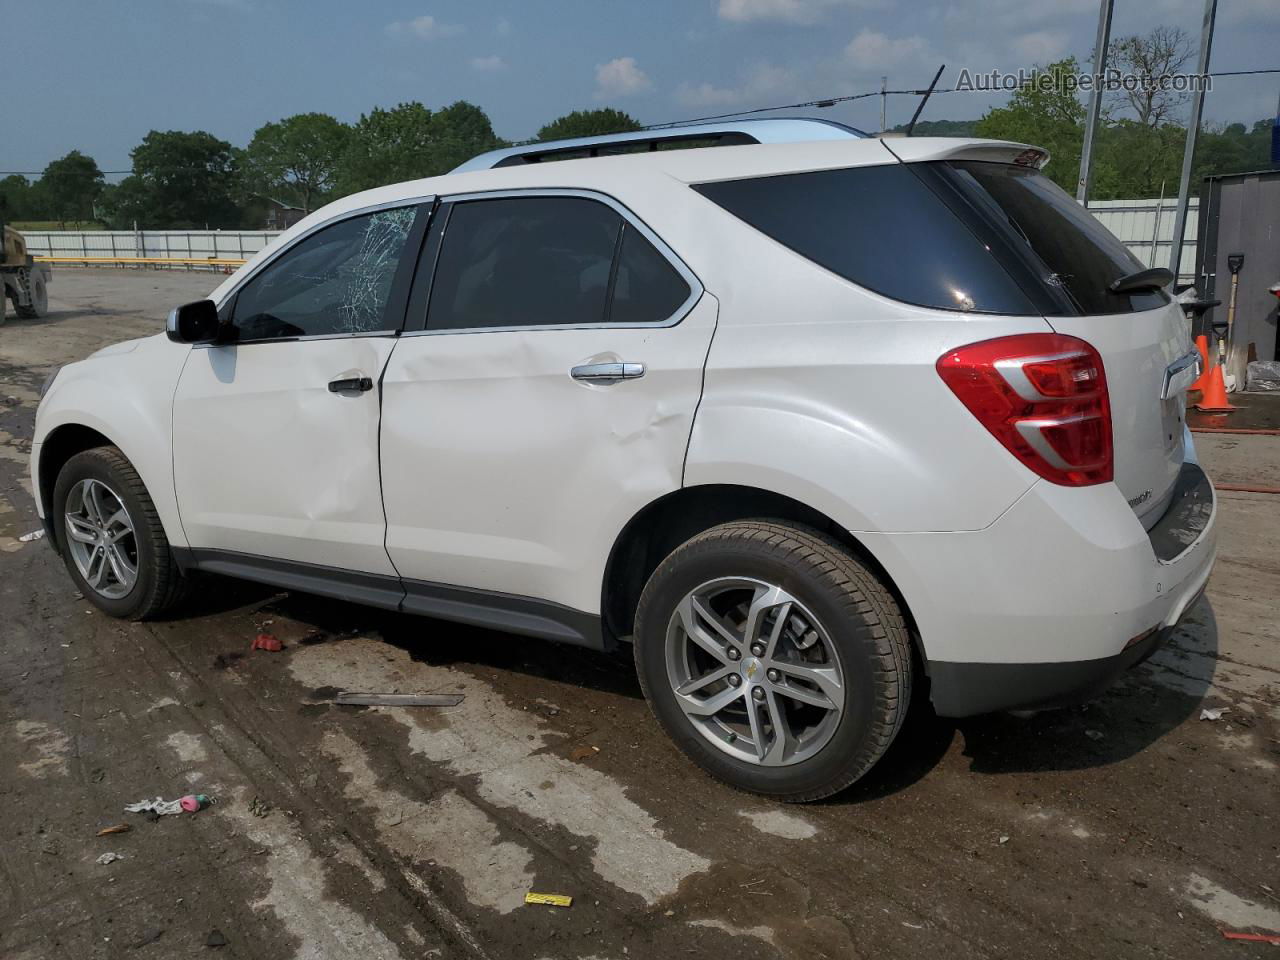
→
(38, 424, 117, 552)
(601, 483, 922, 656)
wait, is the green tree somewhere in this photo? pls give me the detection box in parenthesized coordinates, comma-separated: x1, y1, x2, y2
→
(537, 108, 642, 142)
(337, 101, 505, 194)
(975, 57, 1086, 193)
(240, 113, 350, 214)
(106, 130, 241, 228)
(40, 150, 105, 224)
(0, 175, 36, 221)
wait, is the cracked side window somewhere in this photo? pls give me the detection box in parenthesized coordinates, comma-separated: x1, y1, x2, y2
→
(231, 206, 417, 341)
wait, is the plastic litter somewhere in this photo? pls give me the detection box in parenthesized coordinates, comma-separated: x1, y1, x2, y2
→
(334, 692, 464, 707)
(18, 529, 45, 543)
(1199, 707, 1230, 721)
(525, 892, 573, 908)
(96, 851, 123, 865)
(1246, 360, 1280, 392)
(1084, 729, 1105, 741)
(125, 794, 214, 817)
(1220, 930, 1280, 945)
(251, 633, 282, 652)
(205, 928, 228, 948)
(96, 823, 130, 836)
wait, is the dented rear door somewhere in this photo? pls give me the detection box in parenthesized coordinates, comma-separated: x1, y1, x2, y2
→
(379, 193, 715, 617)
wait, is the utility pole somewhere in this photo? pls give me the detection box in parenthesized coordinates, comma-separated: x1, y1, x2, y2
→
(1169, 0, 1218, 281)
(880, 76, 887, 132)
(1076, 0, 1114, 205)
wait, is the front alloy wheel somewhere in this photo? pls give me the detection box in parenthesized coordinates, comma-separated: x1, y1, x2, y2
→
(52, 445, 189, 620)
(667, 578, 844, 766)
(64, 478, 139, 599)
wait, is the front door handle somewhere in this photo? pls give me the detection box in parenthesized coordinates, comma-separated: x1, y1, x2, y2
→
(570, 362, 645, 385)
(328, 376, 374, 393)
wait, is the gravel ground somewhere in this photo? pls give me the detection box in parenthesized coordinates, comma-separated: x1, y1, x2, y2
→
(1, 269, 1277, 960)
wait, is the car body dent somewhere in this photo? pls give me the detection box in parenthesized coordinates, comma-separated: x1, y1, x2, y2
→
(32, 334, 191, 549)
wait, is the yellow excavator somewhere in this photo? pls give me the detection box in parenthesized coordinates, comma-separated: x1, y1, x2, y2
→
(1, 220, 51, 325)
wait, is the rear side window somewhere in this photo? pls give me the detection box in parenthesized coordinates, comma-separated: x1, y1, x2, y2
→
(426, 195, 691, 329)
(693, 165, 1038, 315)
(609, 223, 691, 324)
(945, 161, 1170, 314)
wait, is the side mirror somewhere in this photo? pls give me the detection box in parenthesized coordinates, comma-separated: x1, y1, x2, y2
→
(166, 299, 221, 344)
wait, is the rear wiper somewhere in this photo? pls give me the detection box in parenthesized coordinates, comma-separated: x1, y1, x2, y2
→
(1109, 267, 1173, 294)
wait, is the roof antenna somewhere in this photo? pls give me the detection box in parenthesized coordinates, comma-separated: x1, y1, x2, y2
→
(905, 64, 945, 136)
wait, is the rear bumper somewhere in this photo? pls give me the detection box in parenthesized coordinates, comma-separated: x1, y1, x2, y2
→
(860, 460, 1216, 717)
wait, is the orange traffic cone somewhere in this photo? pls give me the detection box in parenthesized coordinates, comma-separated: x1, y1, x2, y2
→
(1188, 334, 1210, 392)
(1194, 354, 1236, 413)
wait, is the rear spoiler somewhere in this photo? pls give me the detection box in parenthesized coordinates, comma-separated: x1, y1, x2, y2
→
(880, 137, 1050, 170)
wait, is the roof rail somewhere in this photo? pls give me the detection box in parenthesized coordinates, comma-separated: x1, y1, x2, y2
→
(450, 117, 868, 173)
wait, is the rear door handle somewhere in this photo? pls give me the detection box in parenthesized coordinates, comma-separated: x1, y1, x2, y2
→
(328, 376, 374, 393)
(570, 362, 645, 385)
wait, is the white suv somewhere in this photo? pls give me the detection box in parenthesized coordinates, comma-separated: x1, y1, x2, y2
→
(32, 126, 1216, 800)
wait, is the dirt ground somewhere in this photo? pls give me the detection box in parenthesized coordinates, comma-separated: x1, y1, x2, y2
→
(1, 268, 1278, 960)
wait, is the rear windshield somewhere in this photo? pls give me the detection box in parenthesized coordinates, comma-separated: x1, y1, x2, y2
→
(946, 160, 1169, 314)
(693, 161, 1170, 316)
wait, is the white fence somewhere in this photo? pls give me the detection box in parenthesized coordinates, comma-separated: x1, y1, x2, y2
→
(1088, 198, 1199, 283)
(23, 229, 281, 264)
(23, 201, 1201, 282)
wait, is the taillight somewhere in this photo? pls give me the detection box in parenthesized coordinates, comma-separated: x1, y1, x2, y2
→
(936, 333, 1112, 486)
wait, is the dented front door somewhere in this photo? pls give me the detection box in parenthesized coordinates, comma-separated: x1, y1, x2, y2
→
(172, 202, 427, 575)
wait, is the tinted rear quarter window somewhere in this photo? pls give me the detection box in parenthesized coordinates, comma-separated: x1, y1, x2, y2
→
(693, 164, 1038, 315)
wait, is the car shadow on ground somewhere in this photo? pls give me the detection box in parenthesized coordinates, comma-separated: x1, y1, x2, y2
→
(182, 575, 1218, 801)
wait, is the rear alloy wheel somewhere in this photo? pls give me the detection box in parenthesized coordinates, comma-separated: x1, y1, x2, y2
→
(635, 520, 912, 801)
(53, 446, 189, 620)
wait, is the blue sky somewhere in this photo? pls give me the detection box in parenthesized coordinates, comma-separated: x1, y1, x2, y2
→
(3, 0, 1278, 176)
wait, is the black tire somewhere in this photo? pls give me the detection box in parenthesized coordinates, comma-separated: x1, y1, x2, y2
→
(16, 273, 47, 319)
(52, 446, 189, 620)
(634, 520, 912, 802)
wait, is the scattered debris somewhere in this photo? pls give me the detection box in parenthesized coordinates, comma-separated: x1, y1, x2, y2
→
(251, 633, 282, 653)
(125, 794, 214, 817)
(132, 928, 165, 949)
(248, 795, 273, 818)
(999, 836, 1010, 845)
(18, 529, 45, 543)
(205, 929, 228, 948)
(96, 823, 130, 836)
(1200, 707, 1230, 722)
(180, 794, 213, 813)
(902, 921, 925, 929)
(569, 745, 600, 763)
(96, 852, 123, 865)
(525, 892, 573, 908)
(334, 692, 464, 707)
(1221, 930, 1280, 945)
(1084, 729, 1105, 741)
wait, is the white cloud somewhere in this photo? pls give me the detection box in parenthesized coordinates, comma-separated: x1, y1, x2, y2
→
(385, 15, 465, 40)
(718, 0, 884, 24)
(469, 54, 506, 72)
(844, 29, 929, 70)
(677, 63, 798, 107)
(1011, 29, 1069, 63)
(594, 57, 651, 99)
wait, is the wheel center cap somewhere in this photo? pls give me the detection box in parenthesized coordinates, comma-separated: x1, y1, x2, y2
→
(741, 657, 764, 681)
